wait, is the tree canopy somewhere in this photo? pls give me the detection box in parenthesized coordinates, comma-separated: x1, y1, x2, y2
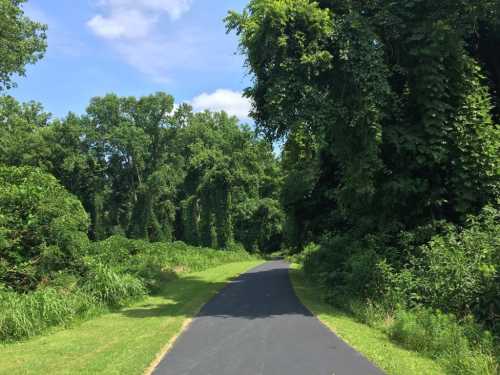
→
(227, 0, 500, 247)
(0, 93, 283, 252)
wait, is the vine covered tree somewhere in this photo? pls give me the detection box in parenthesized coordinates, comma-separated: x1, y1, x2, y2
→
(227, 0, 500, 247)
(0, 94, 284, 251)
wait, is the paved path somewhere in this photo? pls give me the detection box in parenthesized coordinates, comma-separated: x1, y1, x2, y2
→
(152, 261, 384, 375)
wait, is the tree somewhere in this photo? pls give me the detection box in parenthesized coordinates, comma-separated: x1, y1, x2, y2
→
(0, 0, 47, 91)
(227, 0, 500, 247)
(82, 92, 183, 241)
(177, 111, 283, 250)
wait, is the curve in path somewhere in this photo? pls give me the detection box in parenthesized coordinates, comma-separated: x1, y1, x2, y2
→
(152, 260, 385, 375)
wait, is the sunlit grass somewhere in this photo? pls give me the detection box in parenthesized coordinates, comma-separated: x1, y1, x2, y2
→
(0, 260, 263, 375)
(289, 264, 446, 375)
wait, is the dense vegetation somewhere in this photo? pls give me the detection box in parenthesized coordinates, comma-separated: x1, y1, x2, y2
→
(0, 1, 276, 344)
(1, 1, 499, 373)
(0, 94, 283, 251)
(228, 0, 499, 373)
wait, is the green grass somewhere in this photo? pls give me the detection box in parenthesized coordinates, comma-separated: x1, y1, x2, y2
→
(0, 260, 263, 375)
(289, 264, 446, 375)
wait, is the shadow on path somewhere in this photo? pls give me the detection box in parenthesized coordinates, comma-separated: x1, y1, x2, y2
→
(121, 262, 311, 320)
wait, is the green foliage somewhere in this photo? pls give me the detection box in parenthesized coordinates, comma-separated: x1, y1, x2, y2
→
(300, 208, 499, 330)
(297, 209, 500, 373)
(0, 96, 52, 167)
(389, 308, 497, 375)
(234, 198, 284, 252)
(0, 90, 275, 344)
(0, 287, 97, 342)
(177, 110, 283, 250)
(0, 94, 284, 249)
(0, 0, 47, 90)
(0, 165, 89, 291)
(85, 235, 256, 289)
(228, 0, 500, 241)
(0, 234, 257, 343)
(391, 207, 499, 329)
(80, 261, 146, 308)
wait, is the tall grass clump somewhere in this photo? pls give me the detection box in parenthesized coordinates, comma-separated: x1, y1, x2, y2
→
(1, 234, 257, 342)
(80, 262, 146, 308)
(0, 288, 97, 342)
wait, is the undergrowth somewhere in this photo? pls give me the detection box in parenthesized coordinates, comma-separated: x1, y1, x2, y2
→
(0, 237, 256, 342)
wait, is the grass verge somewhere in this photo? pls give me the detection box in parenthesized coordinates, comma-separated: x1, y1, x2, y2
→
(289, 263, 446, 375)
(0, 260, 263, 375)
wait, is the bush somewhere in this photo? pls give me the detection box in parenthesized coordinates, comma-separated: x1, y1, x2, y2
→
(297, 208, 499, 373)
(407, 207, 499, 326)
(371, 207, 499, 332)
(389, 308, 497, 375)
(301, 233, 387, 306)
(0, 166, 89, 291)
(301, 208, 499, 330)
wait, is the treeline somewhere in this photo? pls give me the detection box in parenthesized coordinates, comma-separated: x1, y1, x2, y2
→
(0, 94, 283, 251)
(228, 0, 499, 373)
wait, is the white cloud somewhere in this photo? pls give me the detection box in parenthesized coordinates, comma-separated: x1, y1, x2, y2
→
(191, 89, 252, 120)
(112, 29, 203, 83)
(101, 0, 191, 20)
(87, 10, 154, 40)
(88, 0, 191, 39)
(87, 0, 201, 81)
(87, 0, 242, 84)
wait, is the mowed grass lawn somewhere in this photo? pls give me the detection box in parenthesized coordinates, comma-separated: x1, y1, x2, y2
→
(0, 260, 263, 375)
(289, 264, 446, 375)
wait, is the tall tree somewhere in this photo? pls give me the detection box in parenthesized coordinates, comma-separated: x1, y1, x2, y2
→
(227, 0, 500, 247)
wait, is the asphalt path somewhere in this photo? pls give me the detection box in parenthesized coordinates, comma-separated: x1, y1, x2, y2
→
(152, 260, 385, 375)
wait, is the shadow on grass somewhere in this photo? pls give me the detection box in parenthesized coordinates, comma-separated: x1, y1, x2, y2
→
(120, 261, 313, 320)
(287, 267, 374, 324)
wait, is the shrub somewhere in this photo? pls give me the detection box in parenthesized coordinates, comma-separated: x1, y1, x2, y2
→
(297, 208, 499, 373)
(0, 166, 89, 291)
(407, 207, 499, 326)
(370, 207, 500, 333)
(300, 207, 499, 331)
(389, 308, 497, 375)
(301, 233, 387, 305)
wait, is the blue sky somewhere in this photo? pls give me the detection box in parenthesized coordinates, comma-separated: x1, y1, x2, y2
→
(11, 0, 252, 120)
